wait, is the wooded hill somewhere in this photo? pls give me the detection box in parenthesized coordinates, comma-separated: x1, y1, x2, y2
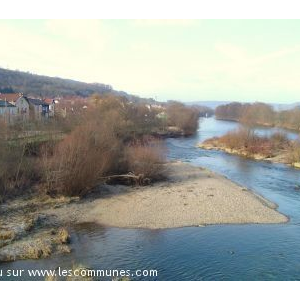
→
(0, 68, 155, 104)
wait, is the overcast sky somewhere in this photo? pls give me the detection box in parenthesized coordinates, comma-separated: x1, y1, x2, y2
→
(1, 19, 300, 103)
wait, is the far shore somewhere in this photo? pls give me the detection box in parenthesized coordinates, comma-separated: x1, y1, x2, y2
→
(214, 117, 300, 134)
(0, 161, 287, 262)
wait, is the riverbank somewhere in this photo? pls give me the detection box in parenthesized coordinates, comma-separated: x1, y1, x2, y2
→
(198, 138, 300, 168)
(57, 161, 287, 229)
(0, 162, 287, 262)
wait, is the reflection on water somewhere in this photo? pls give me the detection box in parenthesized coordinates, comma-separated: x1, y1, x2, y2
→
(1, 118, 300, 281)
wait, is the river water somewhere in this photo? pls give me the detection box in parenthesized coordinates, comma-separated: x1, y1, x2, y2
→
(2, 118, 300, 281)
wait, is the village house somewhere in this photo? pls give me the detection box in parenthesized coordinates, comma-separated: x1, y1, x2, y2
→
(15, 96, 49, 121)
(43, 98, 56, 117)
(0, 92, 22, 104)
(0, 100, 18, 124)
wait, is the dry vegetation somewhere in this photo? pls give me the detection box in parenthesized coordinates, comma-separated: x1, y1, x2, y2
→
(0, 94, 199, 201)
(213, 102, 300, 165)
(166, 101, 200, 135)
(290, 140, 300, 164)
(40, 122, 121, 196)
(125, 138, 167, 181)
(215, 102, 300, 131)
(218, 129, 288, 157)
(0, 121, 40, 201)
(202, 127, 300, 165)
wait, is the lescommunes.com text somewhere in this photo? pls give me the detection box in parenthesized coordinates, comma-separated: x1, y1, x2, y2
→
(1, 267, 158, 280)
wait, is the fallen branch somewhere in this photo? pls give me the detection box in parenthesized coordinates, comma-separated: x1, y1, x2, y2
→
(99, 173, 151, 185)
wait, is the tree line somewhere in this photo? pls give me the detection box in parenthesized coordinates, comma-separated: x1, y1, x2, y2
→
(215, 102, 300, 131)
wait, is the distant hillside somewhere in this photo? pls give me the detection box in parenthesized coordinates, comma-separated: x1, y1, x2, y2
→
(0, 68, 156, 104)
(187, 101, 232, 109)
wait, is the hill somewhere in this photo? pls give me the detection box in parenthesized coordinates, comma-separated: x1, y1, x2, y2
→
(0, 67, 114, 97)
(0, 68, 155, 104)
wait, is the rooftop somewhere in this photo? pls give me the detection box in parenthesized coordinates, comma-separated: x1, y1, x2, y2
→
(0, 100, 16, 107)
(22, 96, 49, 106)
(0, 93, 21, 103)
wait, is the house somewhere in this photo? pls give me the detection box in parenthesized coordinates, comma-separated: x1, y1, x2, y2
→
(15, 96, 49, 121)
(0, 93, 22, 105)
(0, 100, 18, 124)
(43, 98, 56, 117)
(15, 96, 30, 121)
(27, 97, 50, 119)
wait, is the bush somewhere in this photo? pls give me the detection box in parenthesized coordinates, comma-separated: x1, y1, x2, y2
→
(289, 140, 300, 164)
(41, 120, 122, 196)
(219, 127, 251, 149)
(246, 137, 273, 157)
(166, 102, 199, 135)
(270, 132, 289, 150)
(0, 138, 40, 201)
(218, 127, 275, 157)
(125, 139, 167, 182)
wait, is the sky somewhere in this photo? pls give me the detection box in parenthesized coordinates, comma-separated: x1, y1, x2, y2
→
(1, 19, 300, 103)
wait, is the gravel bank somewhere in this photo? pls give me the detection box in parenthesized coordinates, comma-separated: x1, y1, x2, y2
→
(48, 161, 288, 229)
(0, 162, 288, 262)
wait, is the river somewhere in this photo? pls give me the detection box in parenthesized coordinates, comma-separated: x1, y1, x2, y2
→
(2, 117, 300, 280)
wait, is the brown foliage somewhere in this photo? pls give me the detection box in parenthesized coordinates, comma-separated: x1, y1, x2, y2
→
(125, 139, 167, 182)
(1, 94, 171, 199)
(278, 107, 300, 131)
(0, 133, 40, 201)
(215, 102, 300, 132)
(218, 128, 290, 157)
(41, 120, 121, 196)
(166, 101, 199, 135)
(219, 127, 251, 149)
(270, 132, 289, 150)
(288, 140, 300, 164)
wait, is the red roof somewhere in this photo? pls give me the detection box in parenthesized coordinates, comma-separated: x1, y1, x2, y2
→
(0, 93, 21, 103)
(44, 98, 54, 105)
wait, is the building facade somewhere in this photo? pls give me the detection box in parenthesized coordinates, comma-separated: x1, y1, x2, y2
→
(15, 96, 49, 121)
(0, 100, 18, 124)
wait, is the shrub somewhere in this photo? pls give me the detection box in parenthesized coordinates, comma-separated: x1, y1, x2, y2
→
(166, 102, 199, 135)
(0, 138, 40, 201)
(125, 139, 167, 182)
(218, 128, 274, 157)
(219, 127, 251, 149)
(270, 132, 289, 150)
(245, 137, 273, 157)
(41, 120, 122, 196)
(289, 140, 300, 164)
